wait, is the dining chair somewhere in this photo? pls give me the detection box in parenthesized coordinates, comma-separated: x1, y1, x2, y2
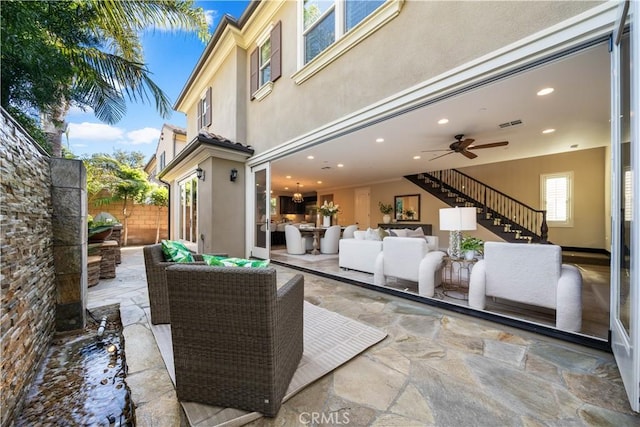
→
(320, 225, 341, 254)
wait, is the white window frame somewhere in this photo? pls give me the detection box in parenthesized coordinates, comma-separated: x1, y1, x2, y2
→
(293, 0, 403, 85)
(178, 174, 198, 245)
(197, 92, 209, 130)
(540, 171, 573, 227)
(253, 23, 275, 101)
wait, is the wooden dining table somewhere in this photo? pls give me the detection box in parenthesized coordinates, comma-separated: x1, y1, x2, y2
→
(298, 226, 328, 255)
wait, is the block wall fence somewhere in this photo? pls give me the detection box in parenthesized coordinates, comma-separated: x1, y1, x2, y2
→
(88, 203, 168, 245)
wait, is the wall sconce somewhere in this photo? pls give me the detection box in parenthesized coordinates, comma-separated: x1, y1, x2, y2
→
(230, 168, 238, 182)
(196, 167, 205, 181)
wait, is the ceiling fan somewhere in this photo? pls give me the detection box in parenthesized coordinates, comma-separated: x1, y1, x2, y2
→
(424, 134, 509, 161)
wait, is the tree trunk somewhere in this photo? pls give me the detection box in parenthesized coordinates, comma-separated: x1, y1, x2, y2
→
(41, 100, 69, 157)
(122, 198, 130, 247)
(155, 207, 161, 244)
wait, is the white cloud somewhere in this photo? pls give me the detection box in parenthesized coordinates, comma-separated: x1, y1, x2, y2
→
(204, 9, 219, 27)
(68, 122, 124, 140)
(72, 143, 88, 148)
(125, 127, 161, 145)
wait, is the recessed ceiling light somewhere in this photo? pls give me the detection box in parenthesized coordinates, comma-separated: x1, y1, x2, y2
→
(284, 187, 289, 190)
(437, 118, 449, 125)
(376, 138, 384, 143)
(307, 155, 314, 159)
(542, 128, 556, 134)
(413, 155, 421, 160)
(286, 175, 291, 179)
(537, 87, 554, 96)
(317, 180, 322, 184)
(337, 163, 344, 167)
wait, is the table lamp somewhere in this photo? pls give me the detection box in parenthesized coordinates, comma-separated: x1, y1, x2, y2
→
(439, 207, 477, 258)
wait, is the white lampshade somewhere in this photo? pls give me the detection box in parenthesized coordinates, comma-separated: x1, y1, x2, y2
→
(439, 207, 477, 231)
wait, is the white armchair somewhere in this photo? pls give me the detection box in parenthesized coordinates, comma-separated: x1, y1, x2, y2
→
(342, 224, 358, 239)
(320, 225, 341, 254)
(284, 225, 313, 255)
(468, 242, 582, 332)
(374, 236, 445, 297)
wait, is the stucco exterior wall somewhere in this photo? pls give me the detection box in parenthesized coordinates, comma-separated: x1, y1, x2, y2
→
(244, 0, 602, 152)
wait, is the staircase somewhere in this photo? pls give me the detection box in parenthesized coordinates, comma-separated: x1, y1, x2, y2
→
(406, 169, 548, 244)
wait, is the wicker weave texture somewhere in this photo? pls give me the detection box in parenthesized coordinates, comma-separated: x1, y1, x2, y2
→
(165, 265, 304, 417)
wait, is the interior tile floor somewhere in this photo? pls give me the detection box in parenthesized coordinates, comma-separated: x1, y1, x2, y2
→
(88, 246, 639, 426)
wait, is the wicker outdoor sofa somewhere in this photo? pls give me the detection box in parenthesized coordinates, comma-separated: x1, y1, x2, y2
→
(142, 244, 227, 324)
(165, 265, 304, 416)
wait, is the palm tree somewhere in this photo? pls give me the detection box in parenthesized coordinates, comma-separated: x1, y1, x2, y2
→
(2, 0, 209, 156)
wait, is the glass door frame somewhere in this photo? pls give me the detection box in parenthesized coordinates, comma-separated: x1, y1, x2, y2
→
(610, 0, 639, 412)
(250, 162, 271, 259)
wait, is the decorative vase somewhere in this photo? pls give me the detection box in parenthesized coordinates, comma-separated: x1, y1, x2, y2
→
(323, 215, 331, 227)
(464, 250, 476, 261)
(383, 214, 391, 224)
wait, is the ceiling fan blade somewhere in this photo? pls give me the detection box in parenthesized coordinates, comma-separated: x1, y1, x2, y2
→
(459, 138, 475, 149)
(461, 150, 478, 159)
(468, 141, 509, 149)
(429, 151, 455, 161)
(421, 148, 451, 152)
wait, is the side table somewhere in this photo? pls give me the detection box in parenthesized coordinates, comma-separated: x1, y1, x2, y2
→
(441, 256, 478, 300)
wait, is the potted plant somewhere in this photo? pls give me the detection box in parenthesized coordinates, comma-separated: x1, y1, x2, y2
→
(88, 215, 117, 243)
(461, 236, 484, 260)
(318, 201, 340, 226)
(378, 202, 393, 224)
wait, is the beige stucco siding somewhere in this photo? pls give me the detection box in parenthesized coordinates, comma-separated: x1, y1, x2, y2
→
(245, 0, 602, 152)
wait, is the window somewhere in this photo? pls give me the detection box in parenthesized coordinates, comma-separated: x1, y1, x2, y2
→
(197, 87, 212, 129)
(179, 175, 198, 243)
(541, 172, 573, 227)
(302, 0, 384, 64)
(250, 22, 281, 100)
(293, 0, 401, 84)
(159, 151, 166, 170)
(624, 168, 632, 222)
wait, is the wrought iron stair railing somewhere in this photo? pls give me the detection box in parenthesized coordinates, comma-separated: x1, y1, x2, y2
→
(406, 169, 548, 243)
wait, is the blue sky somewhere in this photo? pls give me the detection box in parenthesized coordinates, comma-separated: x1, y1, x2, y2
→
(66, 1, 250, 162)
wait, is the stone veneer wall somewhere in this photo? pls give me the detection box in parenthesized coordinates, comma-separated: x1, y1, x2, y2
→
(0, 110, 56, 426)
(0, 108, 87, 426)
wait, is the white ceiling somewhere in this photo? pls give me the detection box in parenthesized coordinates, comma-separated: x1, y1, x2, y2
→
(271, 42, 610, 195)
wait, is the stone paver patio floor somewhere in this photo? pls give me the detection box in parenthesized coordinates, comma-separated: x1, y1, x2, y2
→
(88, 246, 640, 426)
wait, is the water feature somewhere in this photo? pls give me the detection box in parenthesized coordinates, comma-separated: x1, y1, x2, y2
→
(15, 304, 134, 426)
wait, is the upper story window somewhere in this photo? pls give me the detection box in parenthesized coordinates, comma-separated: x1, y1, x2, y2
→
(159, 151, 166, 171)
(303, 0, 384, 64)
(541, 171, 573, 227)
(293, 0, 402, 84)
(250, 22, 281, 101)
(197, 87, 212, 130)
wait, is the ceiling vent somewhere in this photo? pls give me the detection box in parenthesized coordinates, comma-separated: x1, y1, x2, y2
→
(498, 119, 523, 129)
(321, 166, 331, 170)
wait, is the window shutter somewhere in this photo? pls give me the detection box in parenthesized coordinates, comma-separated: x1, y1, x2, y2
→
(197, 99, 203, 129)
(545, 177, 568, 221)
(270, 21, 282, 82)
(205, 87, 212, 127)
(250, 48, 259, 99)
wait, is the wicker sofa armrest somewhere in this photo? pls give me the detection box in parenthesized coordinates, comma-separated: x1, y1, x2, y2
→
(275, 274, 304, 414)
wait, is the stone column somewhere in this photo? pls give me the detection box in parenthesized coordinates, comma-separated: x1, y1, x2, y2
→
(50, 158, 87, 332)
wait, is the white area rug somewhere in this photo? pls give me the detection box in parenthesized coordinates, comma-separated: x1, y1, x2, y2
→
(150, 302, 387, 427)
(270, 249, 338, 263)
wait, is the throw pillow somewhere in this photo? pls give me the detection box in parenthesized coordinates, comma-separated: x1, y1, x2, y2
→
(353, 231, 366, 240)
(389, 230, 397, 237)
(393, 228, 408, 237)
(378, 228, 389, 240)
(365, 227, 381, 241)
(161, 240, 195, 263)
(202, 255, 270, 268)
(406, 227, 425, 237)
